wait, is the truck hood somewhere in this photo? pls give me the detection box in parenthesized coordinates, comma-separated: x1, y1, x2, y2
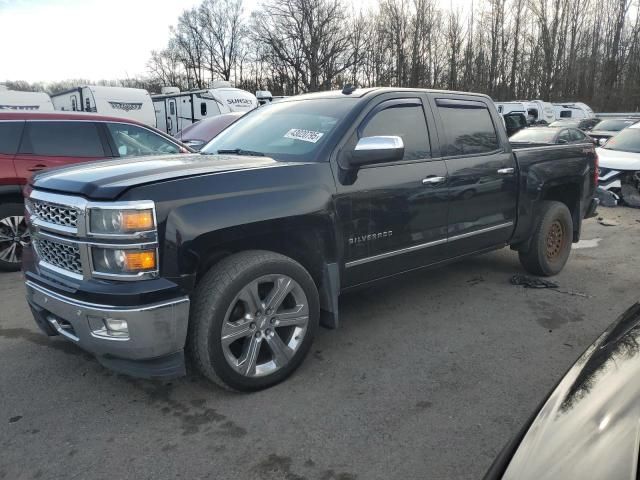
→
(596, 147, 640, 170)
(499, 303, 640, 480)
(30, 153, 287, 199)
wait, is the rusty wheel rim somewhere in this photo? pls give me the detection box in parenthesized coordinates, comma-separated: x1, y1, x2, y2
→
(545, 220, 564, 260)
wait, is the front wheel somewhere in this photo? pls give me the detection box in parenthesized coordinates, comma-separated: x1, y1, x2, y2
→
(188, 250, 319, 391)
(0, 203, 30, 272)
(518, 201, 573, 276)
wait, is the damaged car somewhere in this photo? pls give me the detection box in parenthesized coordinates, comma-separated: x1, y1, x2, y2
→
(597, 123, 640, 207)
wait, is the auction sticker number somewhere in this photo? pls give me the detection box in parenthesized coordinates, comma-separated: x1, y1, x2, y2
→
(284, 129, 324, 143)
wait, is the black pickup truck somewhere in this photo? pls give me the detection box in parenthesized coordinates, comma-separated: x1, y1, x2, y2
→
(22, 87, 598, 391)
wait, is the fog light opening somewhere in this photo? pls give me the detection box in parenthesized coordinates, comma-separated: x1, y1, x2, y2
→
(104, 318, 129, 337)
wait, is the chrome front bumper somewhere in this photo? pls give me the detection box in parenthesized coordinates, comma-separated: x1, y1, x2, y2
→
(26, 280, 190, 368)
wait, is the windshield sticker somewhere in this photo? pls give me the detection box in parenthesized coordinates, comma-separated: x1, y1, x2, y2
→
(284, 128, 324, 143)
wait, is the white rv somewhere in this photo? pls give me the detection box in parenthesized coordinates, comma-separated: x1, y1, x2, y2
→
(0, 88, 54, 112)
(152, 82, 258, 136)
(51, 86, 156, 126)
(495, 100, 556, 124)
(552, 102, 595, 120)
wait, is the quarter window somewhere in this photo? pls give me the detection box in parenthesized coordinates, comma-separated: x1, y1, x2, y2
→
(361, 104, 430, 160)
(106, 123, 180, 157)
(436, 100, 499, 155)
(24, 122, 104, 157)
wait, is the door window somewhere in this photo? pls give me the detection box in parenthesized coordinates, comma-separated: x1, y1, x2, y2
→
(201, 102, 207, 116)
(436, 100, 499, 156)
(0, 121, 25, 154)
(71, 97, 77, 111)
(106, 123, 180, 157)
(569, 129, 586, 142)
(22, 122, 104, 157)
(361, 104, 430, 161)
(169, 102, 175, 115)
(557, 130, 572, 143)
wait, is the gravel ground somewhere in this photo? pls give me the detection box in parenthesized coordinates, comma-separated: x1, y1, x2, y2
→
(1, 206, 638, 480)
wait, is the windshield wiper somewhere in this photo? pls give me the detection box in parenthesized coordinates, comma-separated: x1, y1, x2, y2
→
(216, 148, 265, 157)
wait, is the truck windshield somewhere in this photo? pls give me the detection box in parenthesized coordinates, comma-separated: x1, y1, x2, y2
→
(201, 99, 354, 161)
(510, 128, 557, 143)
(603, 129, 640, 153)
(595, 119, 637, 131)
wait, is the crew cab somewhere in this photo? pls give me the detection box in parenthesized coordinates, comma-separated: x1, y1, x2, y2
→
(0, 111, 191, 271)
(22, 88, 599, 391)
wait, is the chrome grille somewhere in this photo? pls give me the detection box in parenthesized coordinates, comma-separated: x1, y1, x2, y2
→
(31, 200, 78, 229)
(34, 239, 82, 275)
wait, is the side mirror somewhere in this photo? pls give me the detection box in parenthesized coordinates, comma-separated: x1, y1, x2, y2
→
(557, 138, 568, 145)
(345, 136, 405, 169)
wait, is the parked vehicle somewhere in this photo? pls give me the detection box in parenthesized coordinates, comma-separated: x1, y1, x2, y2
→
(587, 118, 639, 145)
(509, 126, 592, 145)
(0, 111, 192, 271)
(597, 123, 640, 207)
(255, 90, 273, 105)
(0, 88, 54, 112)
(496, 100, 555, 124)
(176, 112, 244, 151)
(548, 118, 601, 131)
(152, 82, 258, 136)
(553, 102, 595, 120)
(484, 302, 640, 480)
(503, 112, 528, 137)
(51, 86, 156, 126)
(23, 87, 598, 391)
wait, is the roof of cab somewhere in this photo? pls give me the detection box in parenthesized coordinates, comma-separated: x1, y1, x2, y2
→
(0, 110, 148, 126)
(277, 86, 491, 102)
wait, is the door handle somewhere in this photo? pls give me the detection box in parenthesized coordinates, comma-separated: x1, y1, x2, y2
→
(27, 164, 47, 172)
(422, 176, 446, 186)
(497, 168, 515, 175)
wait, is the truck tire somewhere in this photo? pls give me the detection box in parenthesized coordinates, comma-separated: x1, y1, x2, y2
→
(188, 250, 320, 391)
(0, 203, 29, 272)
(518, 201, 573, 276)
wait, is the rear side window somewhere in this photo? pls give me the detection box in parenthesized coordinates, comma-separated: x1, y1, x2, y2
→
(0, 121, 25, 155)
(361, 104, 430, 160)
(436, 100, 499, 155)
(23, 121, 104, 157)
(557, 130, 572, 143)
(569, 129, 586, 142)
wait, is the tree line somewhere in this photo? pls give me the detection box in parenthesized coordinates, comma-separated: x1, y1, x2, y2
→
(6, 0, 640, 112)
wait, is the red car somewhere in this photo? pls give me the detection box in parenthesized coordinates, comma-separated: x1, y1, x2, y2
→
(0, 111, 192, 271)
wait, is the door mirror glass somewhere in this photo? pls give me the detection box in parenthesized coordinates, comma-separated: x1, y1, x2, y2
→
(347, 136, 404, 168)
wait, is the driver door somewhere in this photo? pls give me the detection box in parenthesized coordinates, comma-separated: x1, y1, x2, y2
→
(334, 96, 449, 287)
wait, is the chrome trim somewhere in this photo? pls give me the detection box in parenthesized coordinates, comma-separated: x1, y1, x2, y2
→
(346, 238, 447, 267)
(497, 168, 515, 175)
(345, 222, 514, 268)
(26, 279, 189, 313)
(422, 176, 446, 185)
(447, 222, 514, 242)
(27, 190, 160, 281)
(47, 316, 80, 342)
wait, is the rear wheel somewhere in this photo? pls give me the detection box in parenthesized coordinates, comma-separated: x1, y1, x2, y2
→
(189, 250, 319, 391)
(518, 201, 573, 276)
(0, 203, 30, 272)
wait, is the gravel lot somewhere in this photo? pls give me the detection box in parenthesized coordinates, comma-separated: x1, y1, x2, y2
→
(1, 206, 638, 480)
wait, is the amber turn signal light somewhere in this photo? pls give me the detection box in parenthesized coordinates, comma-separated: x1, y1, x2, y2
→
(122, 210, 154, 231)
(123, 250, 157, 271)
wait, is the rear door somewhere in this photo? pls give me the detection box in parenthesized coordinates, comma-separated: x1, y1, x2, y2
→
(431, 96, 517, 255)
(14, 121, 109, 181)
(0, 121, 24, 185)
(335, 95, 449, 287)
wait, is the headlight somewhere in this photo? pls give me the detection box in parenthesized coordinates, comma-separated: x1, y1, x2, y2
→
(89, 207, 155, 235)
(92, 247, 157, 275)
(598, 138, 608, 145)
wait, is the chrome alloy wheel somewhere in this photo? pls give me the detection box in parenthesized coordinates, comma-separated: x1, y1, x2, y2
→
(221, 274, 310, 378)
(0, 215, 29, 266)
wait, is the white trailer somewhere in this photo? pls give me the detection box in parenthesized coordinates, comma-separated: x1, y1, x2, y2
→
(51, 86, 156, 126)
(552, 102, 595, 120)
(0, 88, 54, 112)
(495, 100, 555, 124)
(152, 82, 258, 136)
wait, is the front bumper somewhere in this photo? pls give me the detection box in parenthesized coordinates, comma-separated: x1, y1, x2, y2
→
(26, 280, 190, 379)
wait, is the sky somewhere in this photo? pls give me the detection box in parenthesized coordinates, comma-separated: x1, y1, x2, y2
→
(0, 0, 470, 83)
